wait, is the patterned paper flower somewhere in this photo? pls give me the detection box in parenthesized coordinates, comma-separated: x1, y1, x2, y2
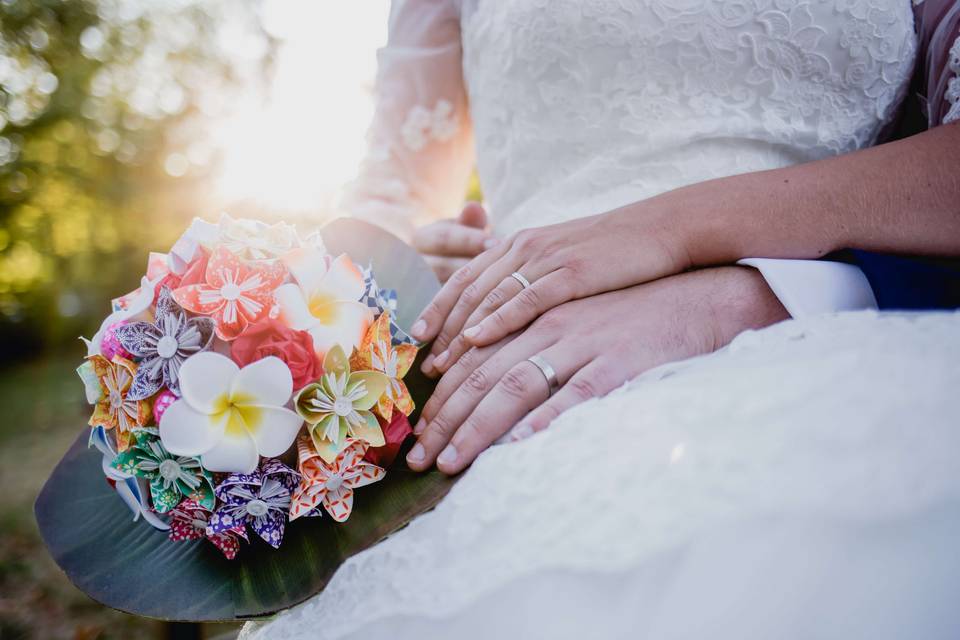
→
(275, 248, 374, 359)
(351, 311, 417, 422)
(114, 287, 216, 399)
(159, 352, 304, 473)
(207, 459, 298, 548)
(87, 355, 151, 453)
(360, 267, 419, 346)
(168, 499, 247, 559)
(111, 430, 215, 512)
(290, 437, 385, 522)
(294, 345, 387, 463)
(173, 246, 287, 341)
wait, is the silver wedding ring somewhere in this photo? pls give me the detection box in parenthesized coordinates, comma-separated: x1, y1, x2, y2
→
(527, 354, 560, 396)
(510, 271, 532, 289)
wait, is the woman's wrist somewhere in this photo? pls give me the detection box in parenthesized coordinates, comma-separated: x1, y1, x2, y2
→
(655, 124, 960, 269)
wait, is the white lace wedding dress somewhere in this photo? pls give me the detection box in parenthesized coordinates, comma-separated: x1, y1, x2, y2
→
(243, 1, 960, 638)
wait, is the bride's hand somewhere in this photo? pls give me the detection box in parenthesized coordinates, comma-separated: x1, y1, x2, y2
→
(410, 199, 692, 375)
(406, 266, 788, 474)
(412, 202, 498, 283)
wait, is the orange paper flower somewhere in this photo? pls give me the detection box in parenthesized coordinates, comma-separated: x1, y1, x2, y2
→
(173, 246, 287, 341)
(289, 436, 385, 522)
(87, 355, 151, 452)
(351, 312, 417, 421)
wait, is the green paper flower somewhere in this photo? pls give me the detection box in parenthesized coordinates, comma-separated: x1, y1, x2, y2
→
(112, 429, 215, 512)
(294, 344, 387, 464)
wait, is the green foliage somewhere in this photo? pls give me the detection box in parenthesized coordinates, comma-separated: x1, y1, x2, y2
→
(0, 0, 275, 360)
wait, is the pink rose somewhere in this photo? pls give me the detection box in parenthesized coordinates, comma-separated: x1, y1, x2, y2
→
(364, 412, 413, 468)
(230, 319, 322, 391)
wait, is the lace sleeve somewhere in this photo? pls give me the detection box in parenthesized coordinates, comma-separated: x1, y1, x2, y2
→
(914, 0, 960, 126)
(340, 0, 474, 243)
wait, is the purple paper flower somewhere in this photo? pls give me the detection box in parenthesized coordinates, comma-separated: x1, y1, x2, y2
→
(115, 286, 215, 400)
(206, 459, 299, 549)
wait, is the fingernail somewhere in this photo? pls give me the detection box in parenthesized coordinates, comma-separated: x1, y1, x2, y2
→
(406, 443, 425, 464)
(437, 444, 458, 466)
(483, 237, 500, 250)
(410, 319, 427, 340)
(510, 423, 535, 442)
(420, 354, 435, 374)
(463, 325, 480, 340)
(413, 418, 426, 435)
(433, 350, 449, 369)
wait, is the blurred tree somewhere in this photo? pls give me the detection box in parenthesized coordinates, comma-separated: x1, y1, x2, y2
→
(0, 0, 276, 361)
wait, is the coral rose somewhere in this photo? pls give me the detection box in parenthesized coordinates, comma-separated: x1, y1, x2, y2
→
(230, 319, 322, 391)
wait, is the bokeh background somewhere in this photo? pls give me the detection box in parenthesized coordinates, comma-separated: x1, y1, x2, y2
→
(0, 1, 474, 638)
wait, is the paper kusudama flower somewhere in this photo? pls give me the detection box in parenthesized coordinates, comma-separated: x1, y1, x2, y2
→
(114, 287, 215, 400)
(168, 499, 247, 559)
(88, 355, 151, 453)
(294, 345, 387, 463)
(275, 248, 374, 359)
(159, 352, 303, 473)
(217, 213, 300, 260)
(111, 430, 215, 513)
(352, 311, 416, 422)
(207, 459, 298, 548)
(290, 437, 385, 522)
(173, 246, 287, 341)
(361, 267, 419, 346)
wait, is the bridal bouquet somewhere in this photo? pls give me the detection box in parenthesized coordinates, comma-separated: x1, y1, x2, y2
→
(35, 216, 452, 621)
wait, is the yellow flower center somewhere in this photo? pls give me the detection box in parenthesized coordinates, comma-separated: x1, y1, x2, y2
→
(308, 293, 340, 325)
(212, 391, 263, 435)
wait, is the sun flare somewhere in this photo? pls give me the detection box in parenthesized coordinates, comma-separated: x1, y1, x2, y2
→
(211, 1, 390, 215)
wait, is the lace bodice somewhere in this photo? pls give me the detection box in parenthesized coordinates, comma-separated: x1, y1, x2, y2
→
(342, 0, 958, 241)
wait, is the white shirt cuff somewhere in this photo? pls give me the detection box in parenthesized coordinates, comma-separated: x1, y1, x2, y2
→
(737, 258, 878, 319)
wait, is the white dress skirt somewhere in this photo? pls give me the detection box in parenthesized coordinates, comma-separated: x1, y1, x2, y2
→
(243, 310, 960, 639)
(245, 0, 960, 636)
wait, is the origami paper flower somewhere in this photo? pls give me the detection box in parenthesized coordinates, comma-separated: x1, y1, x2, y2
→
(110, 251, 177, 313)
(360, 267, 419, 346)
(351, 311, 417, 422)
(111, 430, 215, 513)
(294, 345, 387, 463)
(159, 352, 304, 473)
(114, 287, 216, 400)
(168, 499, 247, 559)
(207, 459, 298, 548)
(88, 425, 169, 530)
(275, 248, 374, 358)
(87, 355, 151, 453)
(173, 246, 287, 341)
(218, 213, 300, 260)
(289, 437, 385, 522)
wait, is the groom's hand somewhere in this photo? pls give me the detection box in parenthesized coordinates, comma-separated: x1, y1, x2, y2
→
(413, 202, 499, 283)
(406, 266, 789, 475)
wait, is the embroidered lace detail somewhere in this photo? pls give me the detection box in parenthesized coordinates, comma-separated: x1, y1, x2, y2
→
(944, 35, 960, 124)
(460, 0, 917, 234)
(400, 99, 460, 151)
(242, 311, 960, 640)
